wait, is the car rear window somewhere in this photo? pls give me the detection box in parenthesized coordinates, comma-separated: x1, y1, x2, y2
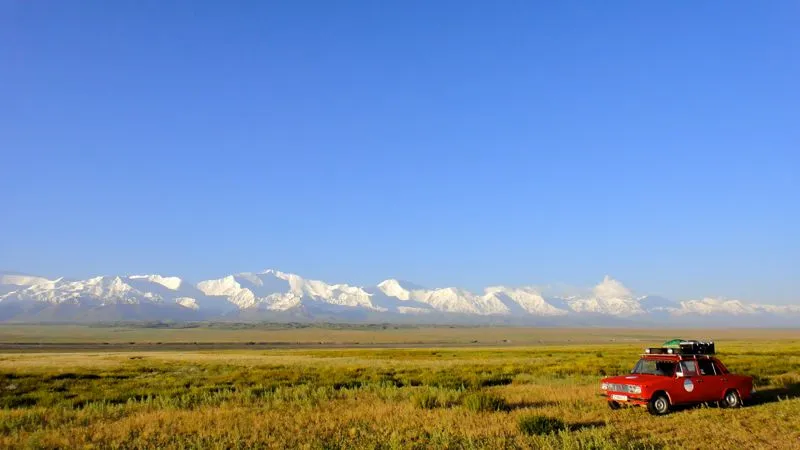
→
(679, 360, 698, 376)
(698, 359, 716, 375)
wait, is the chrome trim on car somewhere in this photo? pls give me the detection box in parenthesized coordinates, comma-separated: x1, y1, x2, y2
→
(606, 383, 641, 394)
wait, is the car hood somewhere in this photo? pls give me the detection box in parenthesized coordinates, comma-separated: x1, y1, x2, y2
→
(601, 374, 672, 385)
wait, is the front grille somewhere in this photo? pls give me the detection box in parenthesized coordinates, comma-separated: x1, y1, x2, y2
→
(607, 383, 635, 393)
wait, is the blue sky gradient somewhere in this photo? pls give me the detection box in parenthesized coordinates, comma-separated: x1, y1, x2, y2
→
(1, 1, 798, 303)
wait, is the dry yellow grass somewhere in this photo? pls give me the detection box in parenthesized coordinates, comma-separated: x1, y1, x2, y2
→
(0, 327, 798, 449)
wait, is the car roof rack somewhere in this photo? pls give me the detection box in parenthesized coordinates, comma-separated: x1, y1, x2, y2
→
(643, 340, 715, 356)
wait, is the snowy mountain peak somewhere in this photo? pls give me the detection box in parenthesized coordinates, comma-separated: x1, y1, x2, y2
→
(0, 273, 57, 287)
(129, 275, 183, 291)
(258, 269, 293, 280)
(592, 275, 633, 300)
(377, 279, 411, 300)
(675, 297, 755, 315)
(564, 276, 644, 316)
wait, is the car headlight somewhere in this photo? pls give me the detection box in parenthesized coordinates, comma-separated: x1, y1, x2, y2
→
(628, 385, 642, 394)
(601, 383, 609, 390)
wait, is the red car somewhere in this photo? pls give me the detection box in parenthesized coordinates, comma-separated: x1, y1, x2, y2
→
(600, 340, 754, 415)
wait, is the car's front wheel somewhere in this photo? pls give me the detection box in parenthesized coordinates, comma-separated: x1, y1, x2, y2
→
(647, 393, 670, 415)
(720, 389, 741, 408)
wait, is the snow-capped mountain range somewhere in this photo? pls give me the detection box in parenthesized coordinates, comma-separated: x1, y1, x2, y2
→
(0, 270, 798, 326)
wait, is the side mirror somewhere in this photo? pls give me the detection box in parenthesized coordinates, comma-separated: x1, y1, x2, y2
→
(676, 372, 684, 378)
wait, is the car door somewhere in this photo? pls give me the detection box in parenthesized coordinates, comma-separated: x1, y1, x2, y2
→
(695, 358, 725, 402)
(673, 360, 702, 404)
(712, 359, 741, 397)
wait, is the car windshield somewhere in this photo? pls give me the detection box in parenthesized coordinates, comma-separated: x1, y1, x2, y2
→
(632, 359, 676, 376)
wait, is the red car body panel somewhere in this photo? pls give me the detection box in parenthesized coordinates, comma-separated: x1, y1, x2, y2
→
(601, 355, 753, 408)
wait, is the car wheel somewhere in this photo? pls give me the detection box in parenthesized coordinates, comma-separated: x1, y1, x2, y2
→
(721, 389, 741, 408)
(647, 394, 670, 416)
(608, 400, 621, 410)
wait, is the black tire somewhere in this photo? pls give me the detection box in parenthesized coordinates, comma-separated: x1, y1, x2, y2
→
(608, 400, 621, 410)
(720, 389, 741, 408)
(647, 393, 670, 416)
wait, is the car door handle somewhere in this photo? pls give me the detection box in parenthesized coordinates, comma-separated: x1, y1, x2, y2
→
(721, 378, 727, 382)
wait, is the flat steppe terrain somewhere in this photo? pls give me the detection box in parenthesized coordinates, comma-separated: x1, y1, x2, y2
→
(0, 325, 798, 449)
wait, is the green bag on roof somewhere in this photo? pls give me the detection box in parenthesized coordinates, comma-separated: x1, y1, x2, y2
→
(663, 339, 683, 348)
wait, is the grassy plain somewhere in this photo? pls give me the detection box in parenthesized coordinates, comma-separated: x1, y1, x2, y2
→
(0, 325, 798, 449)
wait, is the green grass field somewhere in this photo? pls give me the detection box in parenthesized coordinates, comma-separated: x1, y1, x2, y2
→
(0, 325, 798, 449)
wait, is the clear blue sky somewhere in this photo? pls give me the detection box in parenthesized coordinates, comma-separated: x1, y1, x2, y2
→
(1, 1, 798, 303)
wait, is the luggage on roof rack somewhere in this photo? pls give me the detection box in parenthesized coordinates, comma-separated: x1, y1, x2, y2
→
(643, 340, 715, 355)
(677, 340, 715, 355)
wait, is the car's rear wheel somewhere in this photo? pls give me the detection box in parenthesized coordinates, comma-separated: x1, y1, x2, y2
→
(608, 400, 621, 410)
(647, 394, 670, 415)
(720, 389, 741, 408)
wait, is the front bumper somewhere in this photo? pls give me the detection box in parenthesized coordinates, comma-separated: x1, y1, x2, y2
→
(600, 393, 649, 405)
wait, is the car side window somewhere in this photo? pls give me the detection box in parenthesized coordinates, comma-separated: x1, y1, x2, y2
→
(655, 361, 676, 377)
(697, 359, 716, 376)
(680, 360, 698, 376)
(712, 360, 729, 375)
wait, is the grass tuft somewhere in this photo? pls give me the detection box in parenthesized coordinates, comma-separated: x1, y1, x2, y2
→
(462, 391, 508, 412)
(518, 415, 566, 435)
(411, 387, 462, 409)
